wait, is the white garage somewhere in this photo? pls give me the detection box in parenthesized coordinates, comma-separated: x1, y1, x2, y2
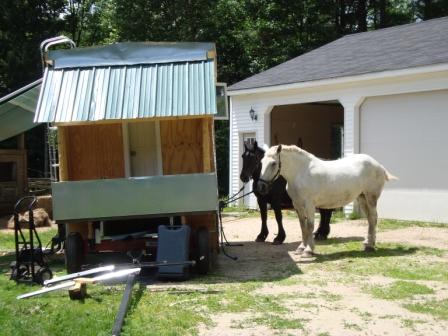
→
(228, 17, 448, 223)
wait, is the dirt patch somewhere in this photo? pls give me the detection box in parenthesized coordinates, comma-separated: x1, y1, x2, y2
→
(380, 227, 448, 250)
(199, 216, 448, 336)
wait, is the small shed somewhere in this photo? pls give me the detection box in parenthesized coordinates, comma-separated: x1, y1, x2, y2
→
(35, 42, 222, 272)
(0, 80, 42, 214)
(228, 17, 448, 223)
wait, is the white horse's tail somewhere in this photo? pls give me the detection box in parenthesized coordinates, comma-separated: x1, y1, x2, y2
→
(385, 169, 398, 181)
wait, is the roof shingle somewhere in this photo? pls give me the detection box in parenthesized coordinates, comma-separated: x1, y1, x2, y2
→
(229, 17, 448, 91)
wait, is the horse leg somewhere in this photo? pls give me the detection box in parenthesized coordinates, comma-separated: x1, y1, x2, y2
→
(294, 208, 306, 255)
(302, 205, 316, 258)
(272, 202, 286, 245)
(256, 199, 269, 242)
(358, 193, 378, 252)
(314, 208, 332, 240)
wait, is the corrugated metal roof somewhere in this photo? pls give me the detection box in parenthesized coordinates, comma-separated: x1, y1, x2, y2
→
(35, 60, 216, 123)
(35, 42, 217, 123)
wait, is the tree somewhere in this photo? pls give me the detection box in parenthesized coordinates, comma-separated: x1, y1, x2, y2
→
(2, 0, 446, 193)
(413, 0, 448, 20)
(0, 0, 65, 95)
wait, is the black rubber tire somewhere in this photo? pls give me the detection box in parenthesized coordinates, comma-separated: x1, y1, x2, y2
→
(196, 228, 210, 275)
(65, 232, 84, 274)
(10, 263, 28, 281)
(35, 267, 53, 285)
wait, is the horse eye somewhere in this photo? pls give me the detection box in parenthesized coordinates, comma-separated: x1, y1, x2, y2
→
(272, 162, 277, 167)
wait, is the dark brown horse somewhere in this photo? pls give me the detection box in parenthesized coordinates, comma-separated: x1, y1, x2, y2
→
(240, 141, 333, 244)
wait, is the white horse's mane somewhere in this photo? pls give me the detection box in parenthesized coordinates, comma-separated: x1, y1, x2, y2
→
(267, 145, 316, 160)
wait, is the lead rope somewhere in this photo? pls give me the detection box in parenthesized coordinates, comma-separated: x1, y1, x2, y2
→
(217, 184, 254, 261)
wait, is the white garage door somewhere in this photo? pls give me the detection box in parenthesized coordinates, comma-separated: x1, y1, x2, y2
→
(360, 89, 448, 222)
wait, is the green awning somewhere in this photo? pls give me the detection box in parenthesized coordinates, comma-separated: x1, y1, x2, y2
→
(0, 79, 41, 142)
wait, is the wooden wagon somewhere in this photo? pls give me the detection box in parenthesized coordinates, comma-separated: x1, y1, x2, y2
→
(35, 40, 225, 275)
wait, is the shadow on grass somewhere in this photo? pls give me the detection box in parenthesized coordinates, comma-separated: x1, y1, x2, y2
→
(315, 245, 419, 263)
(204, 241, 304, 284)
(208, 238, 421, 284)
(127, 282, 147, 315)
(316, 236, 364, 245)
(0, 252, 66, 276)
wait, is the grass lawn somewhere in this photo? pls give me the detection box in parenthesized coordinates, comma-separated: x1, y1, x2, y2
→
(0, 217, 447, 335)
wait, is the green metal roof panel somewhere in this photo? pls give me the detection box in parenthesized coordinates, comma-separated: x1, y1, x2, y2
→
(35, 60, 217, 123)
(35, 42, 217, 123)
(0, 79, 41, 142)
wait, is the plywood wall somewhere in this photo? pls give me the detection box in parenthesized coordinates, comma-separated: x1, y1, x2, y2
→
(160, 117, 217, 241)
(160, 117, 214, 175)
(61, 123, 125, 181)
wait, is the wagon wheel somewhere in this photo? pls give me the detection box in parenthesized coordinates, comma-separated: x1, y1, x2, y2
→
(65, 232, 84, 274)
(196, 228, 210, 275)
(10, 262, 28, 281)
(35, 267, 53, 285)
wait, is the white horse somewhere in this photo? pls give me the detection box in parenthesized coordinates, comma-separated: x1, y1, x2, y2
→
(257, 145, 397, 257)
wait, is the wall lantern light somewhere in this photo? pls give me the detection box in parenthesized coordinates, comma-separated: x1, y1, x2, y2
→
(249, 107, 257, 121)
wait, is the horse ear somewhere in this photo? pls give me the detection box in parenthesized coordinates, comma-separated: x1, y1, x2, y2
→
(277, 144, 282, 154)
(244, 142, 248, 151)
(254, 141, 258, 149)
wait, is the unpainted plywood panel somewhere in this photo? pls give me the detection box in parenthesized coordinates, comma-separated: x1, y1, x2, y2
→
(160, 118, 204, 174)
(201, 117, 215, 173)
(64, 123, 125, 181)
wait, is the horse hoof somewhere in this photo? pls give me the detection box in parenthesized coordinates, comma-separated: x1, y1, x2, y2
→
(272, 235, 285, 245)
(255, 234, 268, 243)
(301, 251, 314, 258)
(314, 233, 328, 241)
(294, 247, 304, 255)
(364, 245, 376, 252)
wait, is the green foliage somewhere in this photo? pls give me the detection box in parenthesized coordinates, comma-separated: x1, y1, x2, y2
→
(0, 0, 66, 96)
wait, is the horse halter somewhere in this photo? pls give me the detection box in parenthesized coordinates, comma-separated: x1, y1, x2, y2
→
(258, 153, 282, 187)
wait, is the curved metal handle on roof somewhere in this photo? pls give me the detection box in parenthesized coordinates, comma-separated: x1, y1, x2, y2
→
(40, 35, 76, 72)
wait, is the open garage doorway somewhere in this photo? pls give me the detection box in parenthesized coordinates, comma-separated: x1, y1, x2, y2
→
(270, 101, 344, 160)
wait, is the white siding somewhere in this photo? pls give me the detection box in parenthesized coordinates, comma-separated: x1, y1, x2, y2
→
(229, 97, 266, 207)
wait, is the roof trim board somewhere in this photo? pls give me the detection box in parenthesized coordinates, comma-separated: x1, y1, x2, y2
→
(0, 79, 42, 142)
(48, 42, 215, 69)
